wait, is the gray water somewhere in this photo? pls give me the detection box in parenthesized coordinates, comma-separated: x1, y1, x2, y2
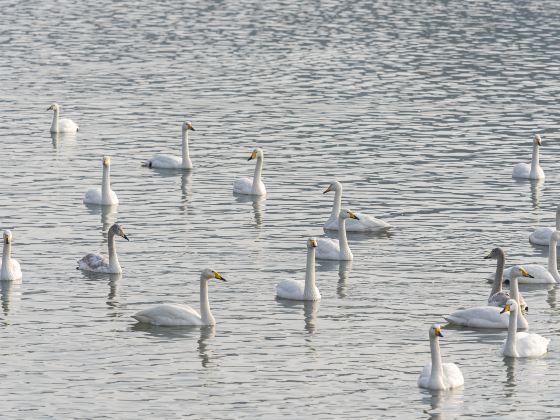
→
(1, 0, 560, 418)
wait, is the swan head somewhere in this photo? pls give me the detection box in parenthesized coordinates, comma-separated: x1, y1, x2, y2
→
(110, 224, 129, 241)
(484, 247, 504, 260)
(510, 265, 533, 279)
(339, 208, 359, 221)
(307, 238, 318, 248)
(248, 148, 263, 161)
(47, 103, 59, 112)
(103, 156, 111, 167)
(552, 230, 560, 242)
(500, 299, 518, 314)
(534, 134, 542, 146)
(3, 230, 12, 244)
(201, 268, 226, 282)
(429, 324, 444, 338)
(182, 121, 195, 132)
(323, 181, 342, 194)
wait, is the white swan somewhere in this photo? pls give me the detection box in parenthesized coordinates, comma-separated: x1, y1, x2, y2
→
(276, 238, 321, 301)
(323, 181, 390, 232)
(316, 209, 359, 261)
(233, 148, 266, 196)
(83, 156, 119, 205)
(503, 231, 560, 284)
(485, 248, 527, 312)
(143, 121, 195, 170)
(529, 204, 560, 246)
(132, 269, 226, 326)
(0, 231, 22, 281)
(444, 266, 530, 329)
(500, 299, 549, 358)
(512, 134, 544, 180)
(77, 224, 129, 273)
(418, 325, 464, 391)
(47, 103, 79, 133)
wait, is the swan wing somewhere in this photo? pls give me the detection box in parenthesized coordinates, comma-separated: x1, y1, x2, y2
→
(316, 238, 340, 260)
(78, 253, 109, 272)
(417, 362, 432, 388)
(58, 118, 79, 132)
(442, 363, 464, 388)
(83, 188, 102, 204)
(346, 212, 391, 232)
(132, 303, 202, 326)
(444, 306, 509, 328)
(276, 279, 305, 300)
(512, 163, 531, 178)
(514, 332, 549, 357)
(145, 154, 182, 169)
(504, 264, 556, 284)
(529, 226, 555, 246)
(233, 177, 253, 195)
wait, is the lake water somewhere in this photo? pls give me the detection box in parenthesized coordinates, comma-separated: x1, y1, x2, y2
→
(1, 0, 560, 418)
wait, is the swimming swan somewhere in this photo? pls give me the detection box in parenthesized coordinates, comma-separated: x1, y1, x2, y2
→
(485, 248, 527, 312)
(132, 269, 226, 326)
(444, 266, 530, 329)
(276, 238, 321, 301)
(47, 103, 79, 133)
(529, 204, 560, 246)
(143, 121, 195, 170)
(0, 231, 22, 281)
(83, 156, 119, 205)
(316, 209, 359, 261)
(233, 148, 266, 196)
(323, 181, 390, 232)
(512, 134, 544, 180)
(77, 223, 129, 273)
(503, 230, 560, 284)
(417, 325, 464, 390)
(500, 300, 549, 358)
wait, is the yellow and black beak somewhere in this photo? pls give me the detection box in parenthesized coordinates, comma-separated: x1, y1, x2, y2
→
(103, 157, 111, 167)
(323, 185, 333, 194)
(435, 327, 443, 337)
(500, 303, 511, 314)
(188, 122, 195, 131)
(247, 150, 257, 161)
(520, 267, 533, 278)
(309, 239, 317, 248)
(213, 271, 226, 282)
(4, 235, 10, 245)
(348, 211, 359, 220)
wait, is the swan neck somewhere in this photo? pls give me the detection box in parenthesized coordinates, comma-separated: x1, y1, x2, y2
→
(429, 335, 444, 387)
(50, 109, 59, 132)
(252, 155, 263, 187)
(102, 164, 111, 203)
(509, 278, 526, 327)
(490, 253, 505, 297)
(548, 235, 560, 280)
(182, 130, 190, 167)
(304, 246, 317, 298)
(530, 142, 540, 176)
(107, 230, 120, 272)
(199, 279, 214, 325)
(330, 189, 342, 220)
(337, 216, 351, 258)
(1, 242, 12, 279)
(505, 306, 518, 356)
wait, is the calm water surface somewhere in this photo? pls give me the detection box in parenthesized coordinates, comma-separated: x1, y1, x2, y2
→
(2, 0, 560, 418)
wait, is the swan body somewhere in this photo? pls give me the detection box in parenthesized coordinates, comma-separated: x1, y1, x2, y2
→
(529, 205, 560, 246)
(0, 231, 22, 281)
(445, 266, 530, 329)
(503, 231, 560, 284)
(233, 148, 266, 196)
(323, 181, 390, 232)
(485, 248, 527, 312)
(512, 134, 544, 180)
(143, 121, 195, 170)
(276, 238, 321, 301)
(47, 103, 78, 133)
(316, 209, 359, 261)
(83, 156, 119, 205)
(500, 300, 549, 358)
(77, 224, 129, 273)
(132, 269, 226, 326)
(418, 325, 464, 390)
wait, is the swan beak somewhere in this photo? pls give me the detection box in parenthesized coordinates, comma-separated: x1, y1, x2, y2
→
(309, 239, 317, 248)
(248, 150, 257, 161)
(348, 211, 359, 220)
(4, 236, 10, 244)
(500, 303, 511, 314)
(103, 157, 111, 167)
(537, 137, 542, 146)
(520, 267, 533, 278)
(122, 234, 129, 241)
(47, 105, 53, 111)
(323, 185, 332, 194)
(483, 252, 492, 259)
(213, 271, 226, 282)
(435, 327, 443, 337)
(187, 122, 195, 131)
